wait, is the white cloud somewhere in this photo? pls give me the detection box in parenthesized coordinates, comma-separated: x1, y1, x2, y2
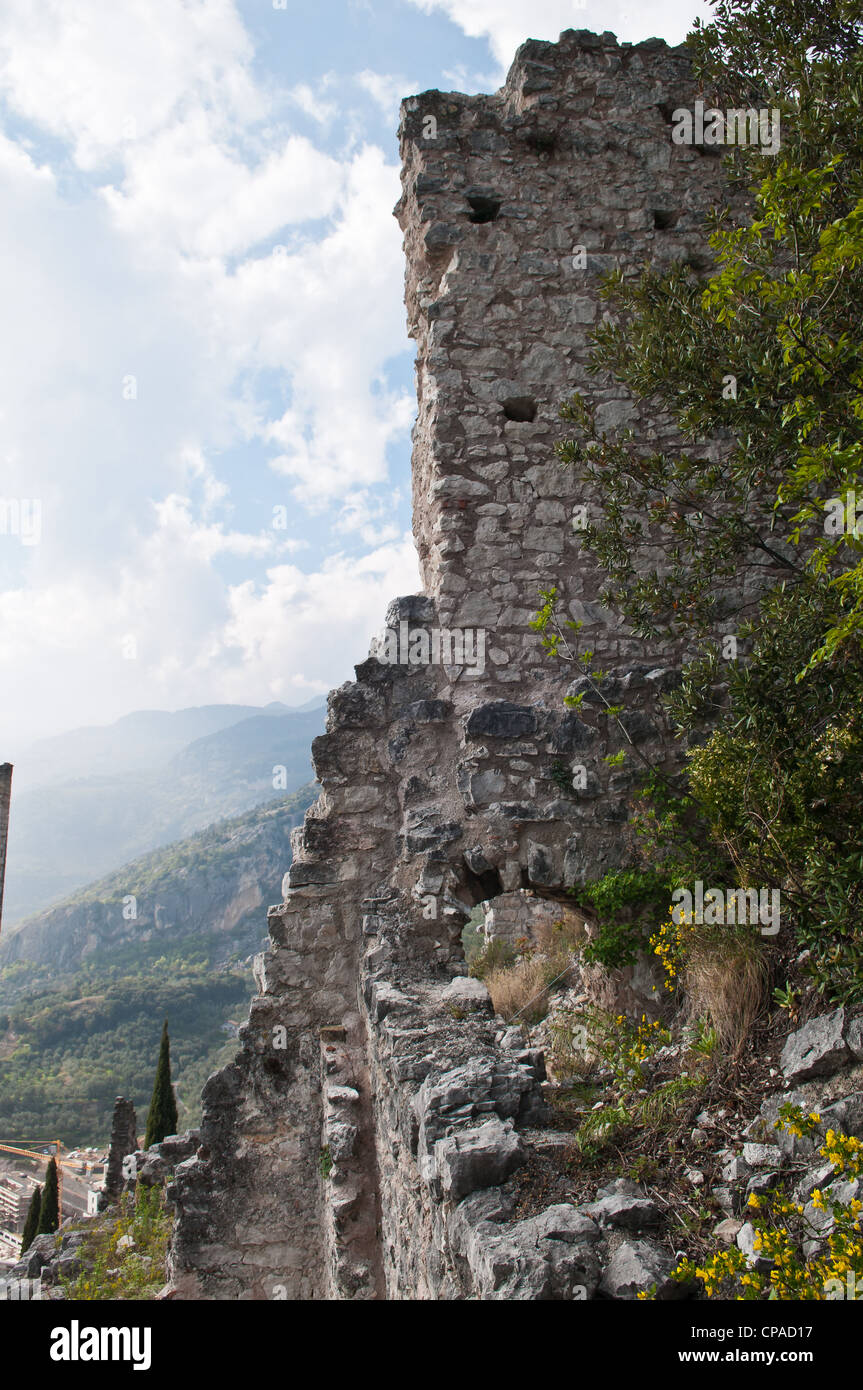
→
(355, 70, 414, 117)
(222, 535, 422, 700)
(0, 129, 55, 185)
(0, 143, 233, 583)
(220, 145, 414, 507)
(102, 121, 347, 258)
(0, 0, 260, 169)
(0, 2, 419, 750)
(405, 0, 712, 67)
(0, 514, 421, 746)
(289, 79, 340, 127)
(150, 494, 275, 562)
(332, 491, 404, 546)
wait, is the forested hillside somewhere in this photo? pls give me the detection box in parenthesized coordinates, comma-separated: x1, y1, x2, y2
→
(0, 784, 317, 1143)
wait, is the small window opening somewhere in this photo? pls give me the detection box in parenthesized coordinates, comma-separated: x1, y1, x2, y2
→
(653, 209, 680, 230)
(466, 195, 501, 224)
(502, 396, 537, 423)
(463, 865, 504, 903)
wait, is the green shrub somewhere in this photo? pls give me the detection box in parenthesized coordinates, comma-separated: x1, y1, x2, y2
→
(535, 0, 863, 1011)
(60, 1185, 171, 1301)
(683, 590, 863, 1003)
(579, 867, 671, 970)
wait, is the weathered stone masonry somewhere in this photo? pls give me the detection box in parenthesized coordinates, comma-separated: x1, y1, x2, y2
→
(0, 763, 12, 934)
(169, 29, 738, 1299)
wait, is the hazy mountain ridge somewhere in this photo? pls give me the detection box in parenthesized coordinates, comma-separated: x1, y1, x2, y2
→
(14, 702, 305, 791)
(4, 702, 326, 924)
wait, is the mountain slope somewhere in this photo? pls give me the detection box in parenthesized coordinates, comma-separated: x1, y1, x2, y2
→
(0, 784, 317, 1144)
(4, 704, 326, 924)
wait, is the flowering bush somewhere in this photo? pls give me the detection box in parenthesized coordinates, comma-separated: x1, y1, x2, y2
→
(649, 904, 768, 1051)
(615, 1013, 672, 1074)
(650, 909, 695, 991)
(668, 1106, 863, 1300)
(550, 1008, 705, 1158)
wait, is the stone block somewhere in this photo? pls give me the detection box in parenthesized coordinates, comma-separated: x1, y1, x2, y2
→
(466, 701, 538, 739)
(600, 1240, 685, 1300)
(441, 977, 491, 1010)
(781, 1009, 850, 1082)
(434, 1118, 524, 1201)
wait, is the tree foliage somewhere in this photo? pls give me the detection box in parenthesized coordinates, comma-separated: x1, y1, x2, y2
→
(549, 0, 863, 998)
(558, 0, 863, 654)
(20, 1184, 41, 1253)
(144, 1019, 178, 1148)
(37, 1159, 60, 1235)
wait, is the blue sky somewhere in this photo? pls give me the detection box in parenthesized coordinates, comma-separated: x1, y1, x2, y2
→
(0, 0, 709, 749)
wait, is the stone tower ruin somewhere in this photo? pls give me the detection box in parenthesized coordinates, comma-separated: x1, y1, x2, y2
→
(169, 28, 734, 1300)
(0, 763, 12, 935)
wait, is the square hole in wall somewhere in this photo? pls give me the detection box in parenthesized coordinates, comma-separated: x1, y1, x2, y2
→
(502, 396, 537, 422)
(466, 194, 501, 224)
(653, 209, 680, 230)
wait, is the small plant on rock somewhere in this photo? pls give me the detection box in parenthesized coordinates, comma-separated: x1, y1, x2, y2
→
(561, 1008, 704, 1159)
(468, 938, 516, 981)
(59, 1185, 171, 1301)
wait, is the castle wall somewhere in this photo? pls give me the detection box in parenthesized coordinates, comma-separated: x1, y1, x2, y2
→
(169, 29, 738, 1300)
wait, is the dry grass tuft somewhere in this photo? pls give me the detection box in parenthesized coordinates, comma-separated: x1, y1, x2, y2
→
(531, 912, 587, 957)
(485, 956, 556, 1024)
(683, 927, 769, 1054)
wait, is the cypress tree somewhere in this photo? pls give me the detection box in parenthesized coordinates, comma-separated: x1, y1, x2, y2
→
(20, 1184, 41, 1251)
(37, 1159, 59, 1234)
(144, 1018, 178, 1147)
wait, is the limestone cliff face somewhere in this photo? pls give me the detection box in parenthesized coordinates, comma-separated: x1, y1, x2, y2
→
(169, 30, 739, 1300)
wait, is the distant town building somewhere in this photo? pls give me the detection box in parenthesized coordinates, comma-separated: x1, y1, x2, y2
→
(0, 1173, 38, 1232)
(0, 1156, 103, 1254)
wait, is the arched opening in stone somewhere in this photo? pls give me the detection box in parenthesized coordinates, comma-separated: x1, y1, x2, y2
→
(466, 194, 501, 224)
(502, 396, 537, 422)
(457, 861, 504, 967)
(463, 861, 504, 904)
(652, 208, 680, 230)
(460, 887, 591, 992)
(461, 903, 487, 966)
